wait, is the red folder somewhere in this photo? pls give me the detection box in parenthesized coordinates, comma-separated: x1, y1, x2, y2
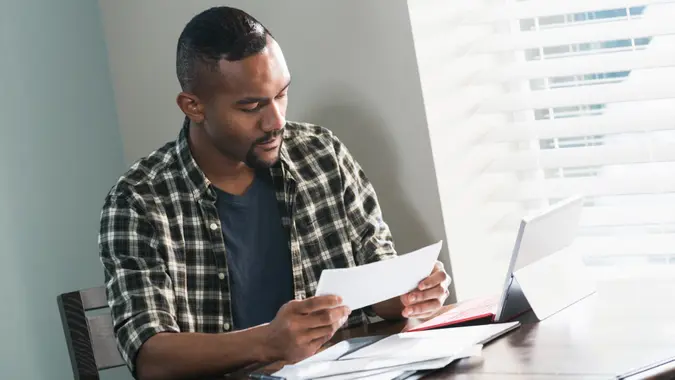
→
(405, 295, 500, 332)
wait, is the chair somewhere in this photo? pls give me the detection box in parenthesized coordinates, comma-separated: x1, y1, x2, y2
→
(57, 285, 126, 380)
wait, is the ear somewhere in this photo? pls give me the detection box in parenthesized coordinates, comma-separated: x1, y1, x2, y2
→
(176, 92, 205, 124)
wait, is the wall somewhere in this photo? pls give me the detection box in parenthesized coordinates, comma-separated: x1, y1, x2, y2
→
(407, 0, 519, 300)
(98, 0, 456, 303)
(0, 0, 125, 379)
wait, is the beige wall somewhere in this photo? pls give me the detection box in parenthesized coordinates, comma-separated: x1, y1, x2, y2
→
(98, 0, 456, 301)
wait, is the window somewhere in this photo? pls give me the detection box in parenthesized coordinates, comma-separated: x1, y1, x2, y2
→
(408, 0, 675, 300)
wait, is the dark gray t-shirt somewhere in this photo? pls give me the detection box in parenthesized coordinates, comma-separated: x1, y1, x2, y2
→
(214, 170, 294, 330)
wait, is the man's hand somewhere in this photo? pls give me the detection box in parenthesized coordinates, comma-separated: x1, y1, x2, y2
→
(400, 261, 451, 319)
(264, 295, 351, 363)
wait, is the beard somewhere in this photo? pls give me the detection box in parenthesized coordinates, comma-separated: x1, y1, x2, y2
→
(244, 129, 284, 169)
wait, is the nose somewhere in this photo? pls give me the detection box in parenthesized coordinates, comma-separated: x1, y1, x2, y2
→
(261, 100, 285, 133)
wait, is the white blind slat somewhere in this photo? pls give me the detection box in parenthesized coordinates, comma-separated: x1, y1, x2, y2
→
(581, 205, 675, 226)
(475, 18, 675, 53)
(496, 204, 675, 230)
(476, 49, 675, 84)
(487, 233, 675, 257)
(469, 0, 675, 24)
(496, 176, 675, 201)
(487, 113, 675, 143)
(573, 235, 675, 257)
(480, 81, 675, 113)
(487, 143, 675, 172)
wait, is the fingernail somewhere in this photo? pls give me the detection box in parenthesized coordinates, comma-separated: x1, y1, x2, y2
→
(409, 294, 416, 303)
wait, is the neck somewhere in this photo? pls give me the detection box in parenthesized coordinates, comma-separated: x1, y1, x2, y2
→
(187, 123, 253, 187)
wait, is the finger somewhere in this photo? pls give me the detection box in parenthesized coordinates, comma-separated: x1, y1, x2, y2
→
(294, 295, 343, 314)
(403, 284, 447, 306)
(307, 311, 347, 339)
(304, 324, 342, 352)
(306, 325, 336, 341)
(408, 309, 437, 320)
(418, 266, 448, 291)
(429, 261, 443, 274)
(308, 333, 334, 353)
(304, 306, 350, 328)
(402, 298, 443, 318)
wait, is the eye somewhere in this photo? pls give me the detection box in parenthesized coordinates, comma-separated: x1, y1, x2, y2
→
(276, 92, 288, 99)
(240, 103, 264, 113)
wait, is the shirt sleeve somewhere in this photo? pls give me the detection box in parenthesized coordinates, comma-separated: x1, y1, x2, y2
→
(98, 193, 180, 375)
(332, 135, 398, 266)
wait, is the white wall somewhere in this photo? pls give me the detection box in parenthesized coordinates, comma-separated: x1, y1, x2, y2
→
(98, 0, 456, 303)
(407, 0, 519, 301)
(0, 1, 126, 379)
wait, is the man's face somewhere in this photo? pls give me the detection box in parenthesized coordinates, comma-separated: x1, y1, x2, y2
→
(200, 37, 291, 169)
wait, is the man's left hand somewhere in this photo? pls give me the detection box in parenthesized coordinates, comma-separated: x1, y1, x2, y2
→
(400, 261, 451, 319)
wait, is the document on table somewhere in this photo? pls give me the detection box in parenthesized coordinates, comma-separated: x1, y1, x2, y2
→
(341, 322, 519, 360)
(315, 241, 443, 310)
(296, 336, 386, 365)
(273, 346, 481, 380)
(271, 322, 520, 380)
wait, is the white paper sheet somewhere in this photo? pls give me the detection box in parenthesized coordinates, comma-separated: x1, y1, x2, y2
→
(342, 323, 518, 360)
(315, 241, 443, 310)
(363, 370, 408, 380)
(273, 355, 452, 380)
(273, 345, 482, 380)
(311, 367, 407, 380)
(295, 336, 385, 365)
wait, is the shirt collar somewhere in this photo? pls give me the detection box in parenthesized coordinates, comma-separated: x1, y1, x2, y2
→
(279, 127, 299, 184)
(175, 117, 212, 200)
(175, 118, 298, 200)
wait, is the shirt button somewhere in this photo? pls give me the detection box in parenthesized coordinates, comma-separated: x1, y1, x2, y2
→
(218, 273, 225, 280)
(223, 323, 231, 331)
(209, 223, 218, 231)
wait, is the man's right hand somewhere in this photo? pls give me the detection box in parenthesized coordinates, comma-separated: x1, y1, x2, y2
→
(263, 295, 351, 363)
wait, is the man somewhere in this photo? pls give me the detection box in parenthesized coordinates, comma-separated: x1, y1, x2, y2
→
(99, 6, 451, 380)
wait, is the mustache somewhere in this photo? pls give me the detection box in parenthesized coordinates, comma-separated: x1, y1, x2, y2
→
(254, 129, 284, 145)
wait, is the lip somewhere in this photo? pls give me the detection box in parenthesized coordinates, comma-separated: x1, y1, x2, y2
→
(256, 136, 280, 150)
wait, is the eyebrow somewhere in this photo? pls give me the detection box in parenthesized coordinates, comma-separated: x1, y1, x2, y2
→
(235, 80, 291, 105)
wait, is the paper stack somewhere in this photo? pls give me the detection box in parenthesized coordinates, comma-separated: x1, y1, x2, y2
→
(272, 322, 520, 380)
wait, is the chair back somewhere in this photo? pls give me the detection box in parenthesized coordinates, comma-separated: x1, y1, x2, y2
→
(57, 285, 125, 379)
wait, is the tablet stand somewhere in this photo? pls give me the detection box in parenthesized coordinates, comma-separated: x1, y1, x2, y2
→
(496, 275, 532, 322)
(498, 248, 596, 322)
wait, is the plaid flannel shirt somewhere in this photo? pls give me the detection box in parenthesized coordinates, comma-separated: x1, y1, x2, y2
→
(98, 120, 397, 372)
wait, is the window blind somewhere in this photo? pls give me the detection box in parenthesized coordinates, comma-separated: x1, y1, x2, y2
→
(408, 0, 675, 287)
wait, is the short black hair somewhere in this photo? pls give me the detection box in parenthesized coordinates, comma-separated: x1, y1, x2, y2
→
(176, 6, 272, 94)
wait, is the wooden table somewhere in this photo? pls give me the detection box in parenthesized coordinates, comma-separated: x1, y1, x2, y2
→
(248, 276, 675, 379)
